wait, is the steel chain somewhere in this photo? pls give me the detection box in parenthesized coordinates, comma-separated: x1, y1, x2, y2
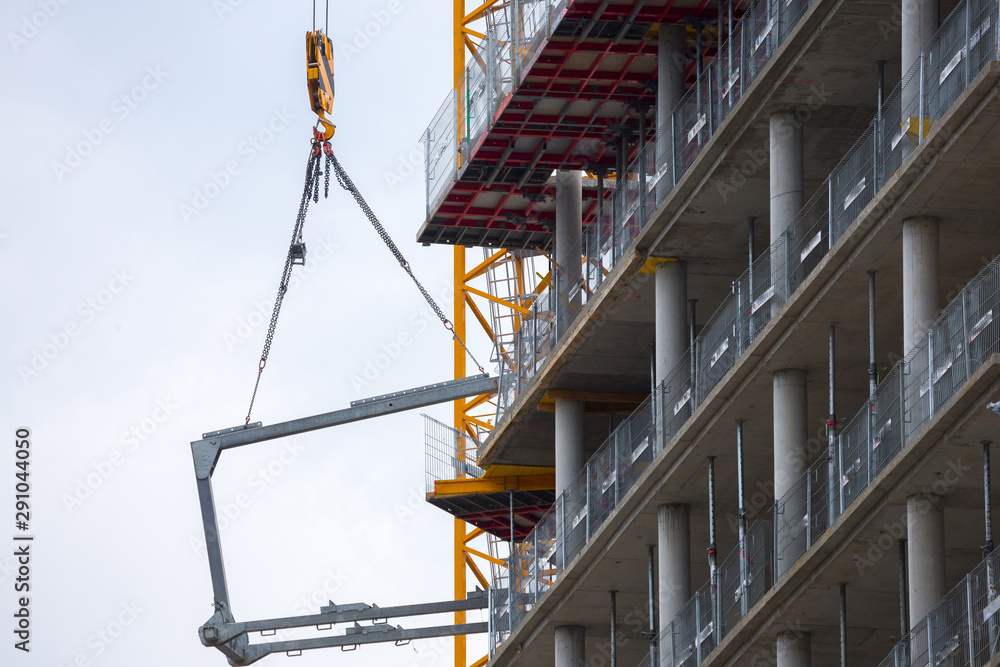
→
(328, 152, 485, 374)
(246, 135, 486, 425)
(245, 139, 324, 424)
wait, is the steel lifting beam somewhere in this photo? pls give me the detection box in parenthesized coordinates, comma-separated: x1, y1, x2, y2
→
(201, 596, 489, 664)
(195, 374, 497, 458)
(191, 373, 496, 664)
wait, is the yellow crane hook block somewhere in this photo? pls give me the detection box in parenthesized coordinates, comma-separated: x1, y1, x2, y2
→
(307, 30, 335, 139)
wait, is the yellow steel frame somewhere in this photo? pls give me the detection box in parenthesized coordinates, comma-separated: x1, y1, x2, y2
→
(453, 4, 508, 666)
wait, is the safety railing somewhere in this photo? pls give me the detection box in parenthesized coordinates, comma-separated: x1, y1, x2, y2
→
(877, 548, 1000, 667)
(490, 0, 822, 419)
(423, 415, 484, 495)
(661, 521, 772, 667)
(774, 250, 1000, 577)
(487, 0, 1000, 656)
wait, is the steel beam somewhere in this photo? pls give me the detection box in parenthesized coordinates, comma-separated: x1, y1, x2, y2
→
(239, 622, 489, 664)
(196, 374, 496, 454)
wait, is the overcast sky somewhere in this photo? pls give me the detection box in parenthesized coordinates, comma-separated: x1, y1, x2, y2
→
(1, 1, 496, 665)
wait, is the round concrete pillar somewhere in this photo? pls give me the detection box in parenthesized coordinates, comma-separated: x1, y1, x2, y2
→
(656, 23, 687, 201)
(554, 625, 586, 667)
(901, 0, 939, 73)
(555, 398, 586, 496)
(769, 111, 804, 243)
(655, 260, 687, 385)
(907, 493, 945, 624)
(657, 504, 691, 649)
(774, 369, 809, 575)
(902, 216, 940, 355)
(777, 630, 811, 667)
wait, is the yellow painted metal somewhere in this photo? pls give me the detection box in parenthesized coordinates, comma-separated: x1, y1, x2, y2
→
(463, 545, 506, 567)
(453, 242, 466, 667)
(465, 392, 493, 412)
(464, 526, 485, 543)
(433, 472, 556, 497)
(465, 552, 491, 590)
(464, 294, 497, 344)
(464, 284, 532, 315)
(470, 655, 489, 667)
(637, 256, 678, 274)
(450, 5, 527, 663)
(483, 464, 554, 478)
(466, 249, 508, 282)
(306, 30, 336, 140)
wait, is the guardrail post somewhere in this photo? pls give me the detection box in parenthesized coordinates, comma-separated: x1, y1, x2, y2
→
(638, 106, 647, 226)
(533, 529, 539, 604)
(613, 430, 621, 503)
(670, 111, 678, 187)
(735, 279, 743, 355)
(966, 573, 975, 661)
(828, 178, 834, 246)
(784, 228, 791, 302)
(740, 17, 746, 92)
(585, 463, 592, 541)
(424, 128, 431, 219)
(964, 0, 971, 86)
(516, 328, 522, 394)
(806, 471, 813, 546)
(773, 500, 779, 586)
(962, 289, 971, 370)
(695, 596, 704, 662)
(926, 615, 934, 664)
(928, 329, 936, 418)
(919, 52, 925, 145)
(707, 66, 715, 136)
(533, 306, 538, 374)
(553, 265, 560, 342)
(559, 493, 567, 574)
(838, 433, 845, 513)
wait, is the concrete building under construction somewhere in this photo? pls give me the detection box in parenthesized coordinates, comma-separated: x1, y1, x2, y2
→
(418, 0, 1000, 666)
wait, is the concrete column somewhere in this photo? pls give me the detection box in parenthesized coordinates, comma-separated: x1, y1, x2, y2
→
(907, 494, 945, 623)
(556, 169, 583, 334)
(655, 260, 687, 385)
(774, 369, 808, 575)
(555, 398, 586, 496)
(901, 0, 939, 73)
(777, 631, 811, 667)
(769, 111, 804, 242)
(656, 24, 687, 200)
(902, 216, 940, 355)
(657, 504, 690, 646)
(554, 625, 586, 667)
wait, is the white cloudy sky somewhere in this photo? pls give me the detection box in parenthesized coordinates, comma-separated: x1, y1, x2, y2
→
(1, 1, 497, 665)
